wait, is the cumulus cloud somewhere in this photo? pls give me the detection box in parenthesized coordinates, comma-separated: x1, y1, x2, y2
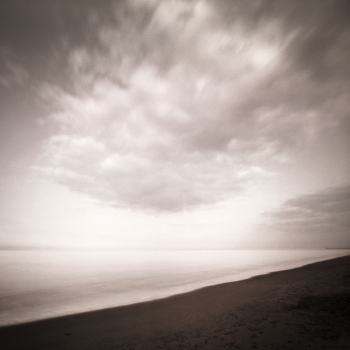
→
(265, 184, 350, 237)
(33, 0, 350, 211)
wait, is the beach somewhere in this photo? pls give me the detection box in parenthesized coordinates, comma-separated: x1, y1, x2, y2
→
(1, 255, 349, 350)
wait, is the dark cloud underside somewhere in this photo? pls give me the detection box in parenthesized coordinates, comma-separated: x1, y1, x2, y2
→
(266, 184, 350, 239)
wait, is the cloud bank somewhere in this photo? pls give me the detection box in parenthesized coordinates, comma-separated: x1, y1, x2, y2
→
(265, 184, 350, 241)
(24, 0, 350, 211)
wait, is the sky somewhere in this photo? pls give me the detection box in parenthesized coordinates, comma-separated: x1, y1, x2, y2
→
(0, 0, 349, 249)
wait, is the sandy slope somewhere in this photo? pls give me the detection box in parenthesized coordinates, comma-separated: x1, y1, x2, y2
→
(1, 255, 350, 350)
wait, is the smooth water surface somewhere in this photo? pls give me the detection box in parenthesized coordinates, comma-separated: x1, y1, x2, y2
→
(0, 249, 349, 326)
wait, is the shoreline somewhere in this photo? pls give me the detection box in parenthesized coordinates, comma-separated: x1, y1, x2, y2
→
(1, 255, 350, 349)
(1, 249, 349, 328)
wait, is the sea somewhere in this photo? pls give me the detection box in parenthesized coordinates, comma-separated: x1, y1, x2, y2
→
(0, 249, 349, 327)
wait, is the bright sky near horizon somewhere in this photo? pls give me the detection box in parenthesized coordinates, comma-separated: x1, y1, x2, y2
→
(0, 0, 349, 249)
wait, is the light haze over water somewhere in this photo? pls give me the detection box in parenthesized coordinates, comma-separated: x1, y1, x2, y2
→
(0, 249, 349, 327)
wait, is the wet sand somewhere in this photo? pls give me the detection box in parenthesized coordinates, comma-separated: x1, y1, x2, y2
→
(1, 255, 350, 350)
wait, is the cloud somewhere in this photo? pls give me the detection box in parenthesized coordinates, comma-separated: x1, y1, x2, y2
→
(0, 48, 28, 88)
(33, 0, 350, 211)
(265, 184, 350, 237)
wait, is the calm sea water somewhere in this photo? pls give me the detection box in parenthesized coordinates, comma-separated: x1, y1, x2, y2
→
(0, 249, 349, 327)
